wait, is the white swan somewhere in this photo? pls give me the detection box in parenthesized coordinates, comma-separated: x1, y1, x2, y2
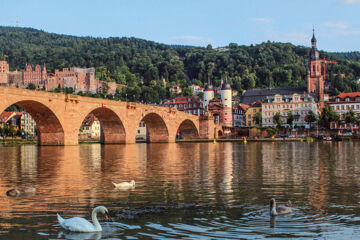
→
(57, 206, 109, 232)
(270, 198, 292, 216)
(112, 180, 135, 189)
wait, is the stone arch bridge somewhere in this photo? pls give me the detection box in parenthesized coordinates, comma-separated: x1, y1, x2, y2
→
(0, 87, 222, 145)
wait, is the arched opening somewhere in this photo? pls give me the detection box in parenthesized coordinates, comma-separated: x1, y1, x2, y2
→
(176, 119, 199, 140)
(218, 130, 223, 138)
(139, 113, 168, 143)
(0, 101, 64, 145)
(78, 107, 126, 144)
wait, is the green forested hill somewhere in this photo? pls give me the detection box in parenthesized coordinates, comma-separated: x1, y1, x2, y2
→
(0, 26, 360, 102)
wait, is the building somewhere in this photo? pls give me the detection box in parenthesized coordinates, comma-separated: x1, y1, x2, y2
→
(220, 81, 233, 127)
(46, 67, 99, 93)
(261, 93, 318, 128)
(329, 92, 360, 117)
(163, 96, 204, 116)
(136, 120, 148, 140)
(189, 84, 204, 95)
(0, 60, 9, 84)
(169, 85, 182, 95)
(79, 114, 101, 139)
(240, 31, 325, 111)
(204, 78, 215, 107)
(20, 111, 37, 136)
(307, 31, 325, 109)
(233, 103, 249, 127)
(23, 64, 47, 86)
(245, 101, 262, 127)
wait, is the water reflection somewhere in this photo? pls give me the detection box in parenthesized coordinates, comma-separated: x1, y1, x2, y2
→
(0, 142, 360, 239)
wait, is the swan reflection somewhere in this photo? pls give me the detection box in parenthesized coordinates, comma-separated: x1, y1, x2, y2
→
(58, 231, 101, 240)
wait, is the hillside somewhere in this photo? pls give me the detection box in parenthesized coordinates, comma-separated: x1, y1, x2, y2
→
(0, 26, 360, 102)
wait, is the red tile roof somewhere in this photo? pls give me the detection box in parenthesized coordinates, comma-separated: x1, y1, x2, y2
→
(0, 112, 15, 123)
(337, 92, 360, 98)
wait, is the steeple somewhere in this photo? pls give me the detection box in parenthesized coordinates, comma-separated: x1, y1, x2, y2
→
(311, 28, 317, 48)
(310, 28, 319, 60)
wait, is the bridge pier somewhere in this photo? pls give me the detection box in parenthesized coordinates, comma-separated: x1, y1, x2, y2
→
(38, 132, 65, 145)
(199, 115, 215, 140)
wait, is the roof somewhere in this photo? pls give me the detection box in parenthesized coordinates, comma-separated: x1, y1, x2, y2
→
(221, 82, 231, 90)
(337, 92, 360, 98)
(0, 112, 16, 123)
(163, 96, 201, 105)
(82, 113, 98, 126)
(238, 103, 250, 112)
(240, 87, 308, 105)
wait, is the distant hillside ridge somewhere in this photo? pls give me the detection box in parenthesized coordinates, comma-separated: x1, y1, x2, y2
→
(0, 26, 360, 97)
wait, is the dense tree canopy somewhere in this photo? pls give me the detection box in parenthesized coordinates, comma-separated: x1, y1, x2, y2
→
(1, 26, 360, 103)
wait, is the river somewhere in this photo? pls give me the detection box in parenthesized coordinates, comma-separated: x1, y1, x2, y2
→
(0, 142, 359, 239)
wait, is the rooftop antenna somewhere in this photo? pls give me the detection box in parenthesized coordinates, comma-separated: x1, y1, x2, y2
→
(16, 16, 19, 27)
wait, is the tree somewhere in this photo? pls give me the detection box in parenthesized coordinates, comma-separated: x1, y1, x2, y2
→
(266, 127, 278, 137)
(254, 111, 262, 127)
(182, 87, 193, 97)
(0, 125, 5, 140)
(345, 109, 357, 124)
(318, 105, 340, 128)
(273, 112, 283, 129)
(27, 83, 36, 90)
(286, 111, 294, 127)
(305, 110, 317, 128)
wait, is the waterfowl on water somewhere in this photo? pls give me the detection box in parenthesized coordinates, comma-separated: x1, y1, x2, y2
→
(57, 206, 109, 232)
(112, 180, 135, 189)
(6, 186, 36, 197)
(269, 198, 292, 216)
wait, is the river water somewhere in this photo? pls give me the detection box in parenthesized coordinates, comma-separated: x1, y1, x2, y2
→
(0, 142, 359, 239)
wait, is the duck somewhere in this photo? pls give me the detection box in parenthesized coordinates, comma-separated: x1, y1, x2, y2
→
(57, 206, 109, 232)
(112, 180, 135, 189)
(6, 186, 36, 197)
(269, 198, 292, 216)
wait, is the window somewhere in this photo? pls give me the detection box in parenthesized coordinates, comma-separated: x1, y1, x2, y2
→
(248, 115, 251, 119)
(253, 109, 256, 113)
(345, 97, 350, 102)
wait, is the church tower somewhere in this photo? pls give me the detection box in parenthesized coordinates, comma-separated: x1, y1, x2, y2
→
(307, 29, 324, 108)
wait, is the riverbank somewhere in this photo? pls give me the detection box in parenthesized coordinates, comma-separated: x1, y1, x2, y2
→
(0, 139, 37, 145)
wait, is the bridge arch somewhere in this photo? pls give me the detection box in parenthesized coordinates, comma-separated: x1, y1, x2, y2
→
(78, 107, 126, 144)
(176, 119, 199, 140)
(4, 100, 64, 145)
(140, 113, 169, 143)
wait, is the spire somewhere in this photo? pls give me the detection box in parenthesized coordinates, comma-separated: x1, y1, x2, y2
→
(309, 28, 319, 60)
(311, 27, 317, 48)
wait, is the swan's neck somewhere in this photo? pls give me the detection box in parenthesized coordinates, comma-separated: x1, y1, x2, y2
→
(270, 201, 277, 215)
(92, 208, 102, 231)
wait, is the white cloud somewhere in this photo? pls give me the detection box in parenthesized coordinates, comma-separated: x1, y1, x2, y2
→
(324, 21, 349, 29)
(339, 0, 360, 4)
(170, 35, 214, 46)
(250, 17, 272, 23)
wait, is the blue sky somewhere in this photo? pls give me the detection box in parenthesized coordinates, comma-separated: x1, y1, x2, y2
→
(0, 0, 359, 52)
